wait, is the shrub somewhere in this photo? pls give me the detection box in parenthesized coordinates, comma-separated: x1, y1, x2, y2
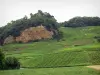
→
(53, 30, 64, 41)
(94, 36, 100, 43)
(97, 38, 100, 42)
(4, 57, 20, 69)
(0, 49, 5, 69)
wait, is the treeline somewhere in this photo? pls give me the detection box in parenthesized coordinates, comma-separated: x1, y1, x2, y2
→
(0, 11, 100, 41)
(60, 16, 100, 27)
(0, 10, 58, 39)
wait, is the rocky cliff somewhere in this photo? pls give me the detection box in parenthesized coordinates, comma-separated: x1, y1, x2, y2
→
(15, 25, 53, 43)
(4, 35, 15, 44)
(4, 25, 53, 44)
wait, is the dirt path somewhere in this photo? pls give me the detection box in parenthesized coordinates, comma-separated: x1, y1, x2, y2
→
(87, 65, 100, 71)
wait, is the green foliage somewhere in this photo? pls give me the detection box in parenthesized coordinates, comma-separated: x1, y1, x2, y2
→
(94, 36, 100, 43)
(0, 48, 20, 70)
(30, 10, 57, 30)
(0, 36, 4, 46)
(4, 57, 20, 69)
(97, 38, 100, 42)
(62, 17, 100, 27)
(53, 30, 64, 41)
(0, 10, 57, 39)
(97, 38, 100, 43)
(0, 49, 5, 69)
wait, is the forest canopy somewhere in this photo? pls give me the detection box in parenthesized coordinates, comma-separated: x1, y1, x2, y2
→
(61, 16, 100, 27)
(0, 10, 58, 39)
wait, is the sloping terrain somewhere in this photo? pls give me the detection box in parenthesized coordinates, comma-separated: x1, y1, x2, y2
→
(0, 26, 100, 75)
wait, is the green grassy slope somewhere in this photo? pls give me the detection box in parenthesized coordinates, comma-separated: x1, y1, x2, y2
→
(2, 26, 100, 67)
(14, 44, 99, 68)
(0, 26, 100, 75)
(3, 26, 100, 54)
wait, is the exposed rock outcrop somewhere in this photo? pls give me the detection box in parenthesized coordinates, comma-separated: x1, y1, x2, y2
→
(4, 35, 15, 44)
(15, 25, 53, 43)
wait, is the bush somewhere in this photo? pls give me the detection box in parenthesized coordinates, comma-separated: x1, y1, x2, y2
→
(0, 48, 20, 70)
(4, 57, 20, 69)
(0, 49, 5, 69)
(53, 30, 64, 41)
(97, 38, 100, 42)
(94, 36, 100, 43)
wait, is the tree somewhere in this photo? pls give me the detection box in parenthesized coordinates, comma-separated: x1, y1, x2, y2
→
(0, 49, 5, 69)
(4, 57, 20, 69)
(94, 36, 100, 43)
(62, 17, 100, 27)
(52, 30, 63, 41)
(0, 37, 4, 46)
(0, 48, 20, 70)
(0, 10, 58, 40)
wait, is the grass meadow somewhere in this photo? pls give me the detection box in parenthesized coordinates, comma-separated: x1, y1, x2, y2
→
(0, 26, 100, 75)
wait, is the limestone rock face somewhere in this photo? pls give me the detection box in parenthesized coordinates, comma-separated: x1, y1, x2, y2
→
(4, 35, 15, 44)
(15, 26, 53, 43)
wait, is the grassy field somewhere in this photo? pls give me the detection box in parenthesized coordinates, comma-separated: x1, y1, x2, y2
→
(0, 66, 100, 75)
(0, 26, 100, 75)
